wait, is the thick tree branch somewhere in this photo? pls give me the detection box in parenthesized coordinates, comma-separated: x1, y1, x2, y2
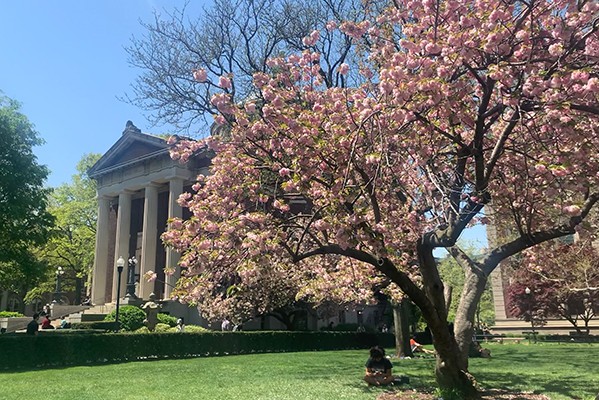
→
(294, 244, 435, 316)
(484, 108, 520, 182)
(481, 193, 599, 275)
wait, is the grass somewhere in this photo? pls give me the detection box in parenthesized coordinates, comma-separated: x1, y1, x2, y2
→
(0, 343, 597, 399)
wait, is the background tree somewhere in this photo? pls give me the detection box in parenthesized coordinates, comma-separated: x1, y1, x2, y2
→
(507, 239, 599, 335)
(125, 0, 381, 133)
(0, 94, 54, 305)
(437, 245, 495, 330)
(163, 0, 599, 397)
(29, 153, 100, 305)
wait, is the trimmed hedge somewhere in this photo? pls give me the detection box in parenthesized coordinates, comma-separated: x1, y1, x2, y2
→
(0, 311, 25, 318)
(70, 321, 119, 331)
(0, 331, 394, 369)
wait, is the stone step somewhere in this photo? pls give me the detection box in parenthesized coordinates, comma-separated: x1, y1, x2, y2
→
(491, 318, 599, 335)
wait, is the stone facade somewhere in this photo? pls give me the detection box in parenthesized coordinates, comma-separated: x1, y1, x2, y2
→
(88, 122, 211, 306)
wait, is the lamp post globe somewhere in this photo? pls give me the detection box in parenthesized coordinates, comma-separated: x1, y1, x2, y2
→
(53, 266, 65, 304)
(115, 256, 125, 331)
(524, 287, 536, 342)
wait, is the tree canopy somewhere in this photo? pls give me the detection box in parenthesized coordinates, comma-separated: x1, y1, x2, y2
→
(126, 0, 381, 133)
(0, 95, 53, 292)
(507, 238, 599, 335)
(34, 153, 100, 304)
(161, 0, 598, 397)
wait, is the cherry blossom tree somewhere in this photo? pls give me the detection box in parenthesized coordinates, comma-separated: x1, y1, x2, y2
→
(507, 239, 599, 335)
(163, 0, 599, 396)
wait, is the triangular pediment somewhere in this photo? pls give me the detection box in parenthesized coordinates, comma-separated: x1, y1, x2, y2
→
(88, 121, 169, 179)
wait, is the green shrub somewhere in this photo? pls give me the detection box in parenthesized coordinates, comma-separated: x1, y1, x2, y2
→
(155, 323, 171, 332)
(157, 313, 177, 327)
(180, 324, 209, 333)
(104, 306, 146, 331)
(135, 323, 171, 333)
(0, 311, 25, 318)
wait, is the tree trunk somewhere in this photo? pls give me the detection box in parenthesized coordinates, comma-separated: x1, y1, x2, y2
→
(416, 240, 479, 398)
(401, 300, 412, 353)
(269, 311, 294, 330)
(428, 311, 479, 399)
(453, 266, 488, 369)
(75, 277, 83, 305)
(374, 243, 479, 398)
(393, 301, 412, 357)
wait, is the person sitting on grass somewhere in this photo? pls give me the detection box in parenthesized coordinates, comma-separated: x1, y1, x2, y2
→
(410, 336, 435, 355)
(41, 314, 54, 329)
(364, 346, 395, 386)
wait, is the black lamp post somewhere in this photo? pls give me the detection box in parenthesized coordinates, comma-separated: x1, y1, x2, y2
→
(125, 256, 138, 299)
(525, 287, 536, 343)
(115, 256, 125, 331)
(53, 266, 65, 304)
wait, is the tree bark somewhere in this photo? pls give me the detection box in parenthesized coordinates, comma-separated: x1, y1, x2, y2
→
(75, 277, 83, 305)
(416, 240, 479, 398)
(444, 285, 453, 312)
(453, 267, 489, 369)
(393, 301, 412, 357)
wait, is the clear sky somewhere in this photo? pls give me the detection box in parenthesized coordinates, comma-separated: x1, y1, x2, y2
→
(0, 0, 208, 188)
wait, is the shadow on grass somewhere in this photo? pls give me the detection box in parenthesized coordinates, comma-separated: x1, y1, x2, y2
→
(476, 369, 589, 399)
(472, 344, 599, 399)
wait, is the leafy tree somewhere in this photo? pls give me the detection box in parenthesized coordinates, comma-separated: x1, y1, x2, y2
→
(35, 154, 100, 304)
(125, 0, 380, 132)
(163, 0, 599, 396)
(507, 239, 599, 335)
(0, 95, 54, 297)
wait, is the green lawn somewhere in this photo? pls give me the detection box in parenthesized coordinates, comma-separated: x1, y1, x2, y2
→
(0, 343, 597, 399)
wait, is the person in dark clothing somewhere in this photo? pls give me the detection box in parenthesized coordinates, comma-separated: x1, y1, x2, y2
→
(364, 346, 394, 386)
(26, 313, 40, 335)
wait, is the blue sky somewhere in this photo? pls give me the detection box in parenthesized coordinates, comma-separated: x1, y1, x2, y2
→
(0, 1, 208, 188)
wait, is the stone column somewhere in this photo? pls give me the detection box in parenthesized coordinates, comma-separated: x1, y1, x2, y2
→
(164, 178, 184, 298)
(490, 266, 507, 320)
(139, 184, 159, 299)
(91, 196, 112, 305)
(112, 191, 133, 302)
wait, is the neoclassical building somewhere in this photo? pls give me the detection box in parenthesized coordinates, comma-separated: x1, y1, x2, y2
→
(88, 122, 211, 307)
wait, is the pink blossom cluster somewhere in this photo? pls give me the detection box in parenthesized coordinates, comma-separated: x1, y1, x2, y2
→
(163, 0, 599, 322)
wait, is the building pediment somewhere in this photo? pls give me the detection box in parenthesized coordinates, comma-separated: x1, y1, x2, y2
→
(88, 121, 170, 179)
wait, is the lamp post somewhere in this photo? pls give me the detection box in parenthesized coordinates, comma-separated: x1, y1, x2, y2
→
(525, 287, 536, 343)
(115, 256, 125, 331)
(125, 256, 138, 299)
(53, 266, 65, 304)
